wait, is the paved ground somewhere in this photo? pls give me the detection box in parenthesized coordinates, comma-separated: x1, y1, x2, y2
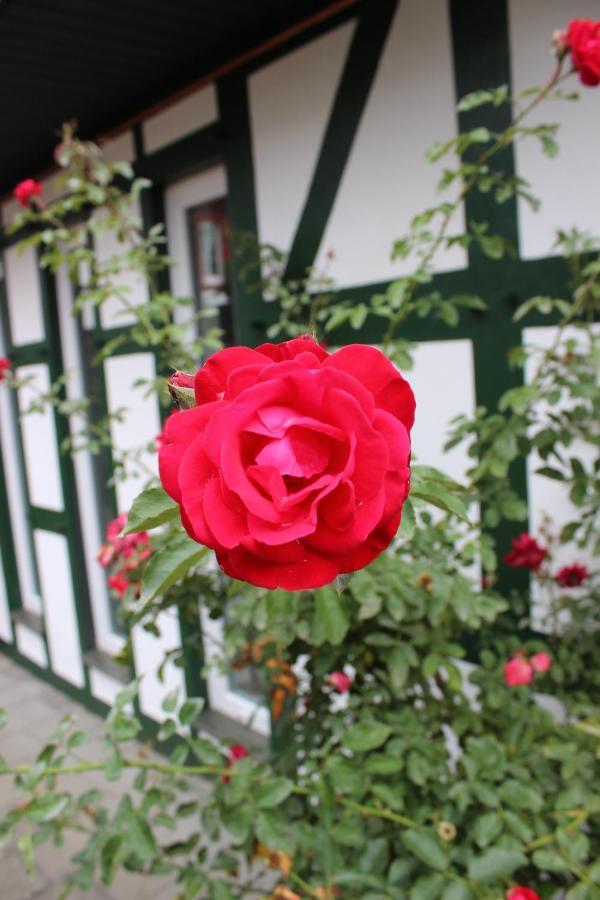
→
(0, 653, 183, 900)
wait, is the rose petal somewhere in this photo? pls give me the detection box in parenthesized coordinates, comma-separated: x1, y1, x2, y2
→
(194, 347, 268, 404)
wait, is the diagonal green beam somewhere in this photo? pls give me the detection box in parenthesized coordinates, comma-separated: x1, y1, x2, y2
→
(283, 0, 398, 281)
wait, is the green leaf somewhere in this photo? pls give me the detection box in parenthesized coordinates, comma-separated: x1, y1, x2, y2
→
(402, 829, 448, 871)
(410, 873, 446, 900)
(178, 697, 205, 726)
(472, 812, 503, 848)
(342, 722, 392, 753)
(411, 482, 470, 522)
(118, 796, 157, 861)
(189, 738, 223, 767)
(315, 585, 350, 645)
(498, 779, 543, 812)
(100, 835, 123, 885)
(26, 793, 70, 823)
(141, 532, 206, 604)
(441, 884, 474, 900)
(531, 848, 570, 873)
(467, 847, 527, 883)
(254, 777, 293, 809)
(123, 487, 179, 534)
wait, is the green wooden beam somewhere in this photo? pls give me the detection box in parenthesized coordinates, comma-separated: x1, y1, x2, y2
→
(284, 0, 398, 281)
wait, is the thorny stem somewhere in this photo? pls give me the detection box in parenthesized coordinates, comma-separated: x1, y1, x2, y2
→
(383, 62, 570, 350)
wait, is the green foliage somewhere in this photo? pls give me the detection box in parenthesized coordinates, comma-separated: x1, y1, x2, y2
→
(1, 53, 599, 900)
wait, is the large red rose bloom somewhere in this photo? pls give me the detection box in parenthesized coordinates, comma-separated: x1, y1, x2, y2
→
(564, 19, 600, 87)
(159, 336, 414, 590)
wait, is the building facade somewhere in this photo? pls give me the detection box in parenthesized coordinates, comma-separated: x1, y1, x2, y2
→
(0, 0, 597, 739)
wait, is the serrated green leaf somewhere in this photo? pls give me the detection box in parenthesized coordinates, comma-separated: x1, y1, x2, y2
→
(467, 847, 527, 882)
(141, 532, 206, 604)
(254, 777, 293, 809)
(123, 487, 179, 534)
(342, 722, 392, 753)
(315, 585, 350, 645)
(401, 829, 448, 871)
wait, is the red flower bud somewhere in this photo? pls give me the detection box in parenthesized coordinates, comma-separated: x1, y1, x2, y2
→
(0, 358, 12, 382)
(13, 178, 42, 207)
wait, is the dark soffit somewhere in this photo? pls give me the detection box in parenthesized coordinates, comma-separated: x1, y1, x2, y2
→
(0, 0, 348, 196)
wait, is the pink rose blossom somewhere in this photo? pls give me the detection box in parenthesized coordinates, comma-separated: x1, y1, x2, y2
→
(503, 656, 533, 687)
(328, 671, 352, 693)
(222, 743, 249, 783)
(530, 652, 551, 674)
(107, 572, 132, 599)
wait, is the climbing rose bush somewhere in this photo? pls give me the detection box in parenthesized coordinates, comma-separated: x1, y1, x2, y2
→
(97, 512, 152, 599)
(159, 335, 414, 589)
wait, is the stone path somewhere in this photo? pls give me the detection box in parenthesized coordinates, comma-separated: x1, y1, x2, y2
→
(0, 653, 181, 900)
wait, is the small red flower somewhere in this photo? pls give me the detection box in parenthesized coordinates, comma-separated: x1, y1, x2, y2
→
(560, 19, 600, 87)
(328, 671, 352, 693)
(107, 572, 132, 598)
(530, 652, 551, 674)
(503, 656, 533, 687)
(507, 887, 540, 900)
(222, 743, 249, 783)
(554, 563, 589, 588)
(13, 178, 42, 207)
(0, 358, 12, 382)
(504, 533, 548, 572)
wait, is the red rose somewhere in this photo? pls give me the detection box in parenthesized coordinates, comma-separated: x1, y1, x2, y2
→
(504, 533, 548, 572)
(13, 178, 42, 207)
(222, 743, 249, 782)
(107, 572, 132, 598)
(562, 19, 600, 86)
(554, 562, 589, 587)
(507, 888, 540, 900)
(159, 336, 414, 590)
(530, 652, 551, 674)
(0, 358, 11, 382)
(503, 656, 533, 687)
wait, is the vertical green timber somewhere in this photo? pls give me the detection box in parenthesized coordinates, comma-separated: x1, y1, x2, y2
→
(449, 0, 528, 594)
(38, 262, 95, 686)
(284, 0, 398, 281)
(217, 74, 265, 346)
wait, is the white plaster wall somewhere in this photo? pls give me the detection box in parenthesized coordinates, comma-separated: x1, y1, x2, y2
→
(100, 130, 136, 164)
(16, 363, 64, 512)
(15, 623, 48, 668)
(165, 165, 227, 326)
(0, 553, 12, 642)
(250, 21, 356, 255)
(54, 266, 124, 655)
(34, 529, 85, 687)
(143, 85, 218, 154)
(509, 0, 600, 259)
(103, 352, 161, 512)
(409, 339, 475, 482)
(89, 667, 124, 707)
(3, 244, 45, 345)
(93, 204, 147, 330)
(132, 610, 187, 722)
(314, 0, 466, 286)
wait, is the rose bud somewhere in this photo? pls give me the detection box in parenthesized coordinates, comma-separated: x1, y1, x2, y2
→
(503, 655, 533, 687)
(504, 533, 548, 572)
(13, 178, 42, 207)
(167, 371, 196, 409)
(328, 671, 352, 693)
(554, 563, 589, 588)
(530, 652, 551, 674)
(0, 358, 12, 382)
(222, 743, 249, 783)
(159, 336, 414, 590)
